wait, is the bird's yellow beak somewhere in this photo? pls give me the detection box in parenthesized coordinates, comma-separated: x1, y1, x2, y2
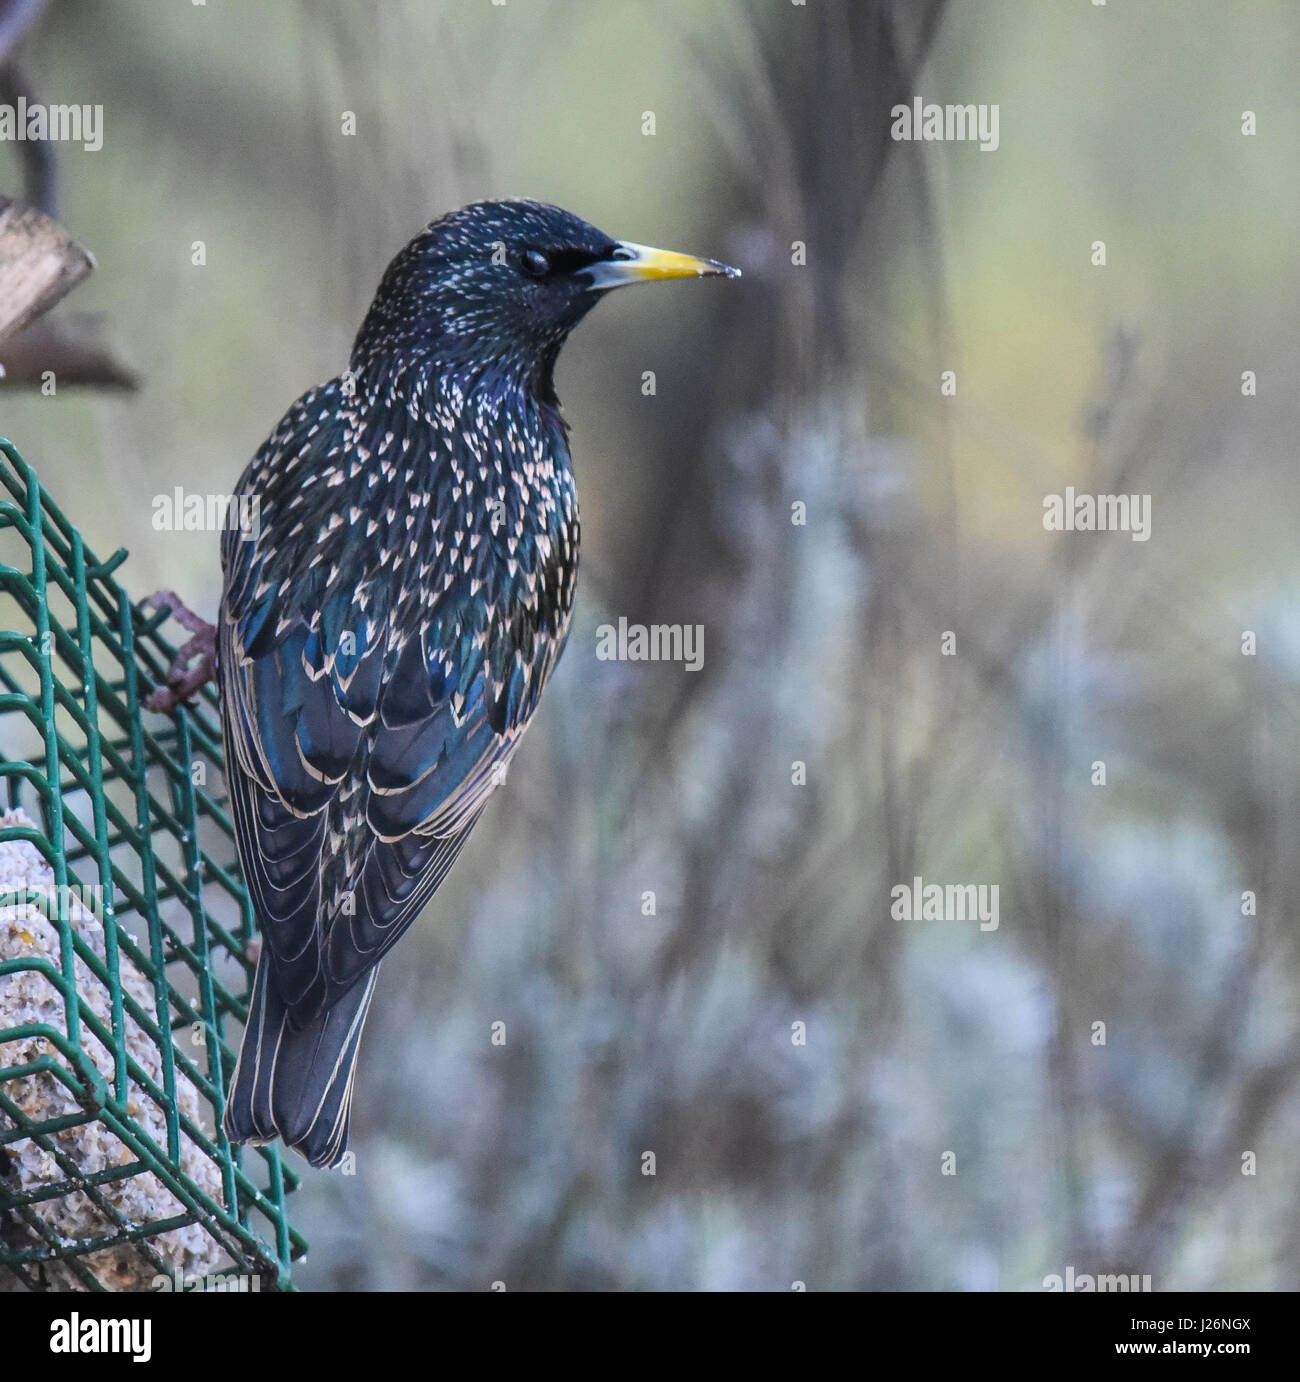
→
(584, 240, 741, 291)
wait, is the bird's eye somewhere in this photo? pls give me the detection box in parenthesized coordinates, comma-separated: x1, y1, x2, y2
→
(521, 248, 550, 278)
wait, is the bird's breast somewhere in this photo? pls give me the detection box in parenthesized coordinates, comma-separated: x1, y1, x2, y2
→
(226, 372, 580, 735)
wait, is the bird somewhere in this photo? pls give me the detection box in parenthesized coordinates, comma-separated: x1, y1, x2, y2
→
(147, 199, 738, 1167)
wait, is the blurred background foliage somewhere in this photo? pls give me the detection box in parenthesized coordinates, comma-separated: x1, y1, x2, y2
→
(3, 0, 1299, 1289)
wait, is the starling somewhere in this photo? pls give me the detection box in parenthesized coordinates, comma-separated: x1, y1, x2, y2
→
(162, 200, 738, 1167)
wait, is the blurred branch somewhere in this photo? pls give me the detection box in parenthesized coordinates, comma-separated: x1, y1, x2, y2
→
(0, 0, 46, 58)
(0, 0, 56, 215)
(0, 310, 137, 387)
(0, 197, 138, 388)
(0, 194, 91, 340)
(0, 63, 55, 215)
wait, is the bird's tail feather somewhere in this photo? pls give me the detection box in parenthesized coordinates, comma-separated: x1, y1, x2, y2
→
(223, 956, 378, 1168)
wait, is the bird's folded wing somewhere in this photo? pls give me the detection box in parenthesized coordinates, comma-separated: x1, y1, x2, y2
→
(217, 384, 568, 1017)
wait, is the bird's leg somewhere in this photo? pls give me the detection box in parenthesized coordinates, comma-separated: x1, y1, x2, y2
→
(140, 590, 218, 712)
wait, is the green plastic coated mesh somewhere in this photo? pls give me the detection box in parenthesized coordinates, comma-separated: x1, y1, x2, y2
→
(0, 438, 304, 1291)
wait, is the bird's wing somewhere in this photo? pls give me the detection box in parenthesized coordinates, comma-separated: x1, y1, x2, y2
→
(219, 381, 573, 1022)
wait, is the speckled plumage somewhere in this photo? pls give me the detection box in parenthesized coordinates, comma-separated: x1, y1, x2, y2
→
(219, 199, 736, 1166)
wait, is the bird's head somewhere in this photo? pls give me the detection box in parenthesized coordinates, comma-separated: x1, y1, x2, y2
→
(351, 198, 739, 397)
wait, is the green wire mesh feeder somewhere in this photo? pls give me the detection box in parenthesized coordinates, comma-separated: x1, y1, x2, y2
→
(0, 438, 305, 1290)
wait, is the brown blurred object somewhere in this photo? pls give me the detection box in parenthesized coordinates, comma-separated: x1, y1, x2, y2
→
(0, 194, 90, 341)
(0, 196, 137, 387)
(0, 309, 137, 388)
(0, 1, 136, 388)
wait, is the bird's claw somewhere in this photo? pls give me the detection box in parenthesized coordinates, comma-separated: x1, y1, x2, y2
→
(141, 590, 217, 712)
